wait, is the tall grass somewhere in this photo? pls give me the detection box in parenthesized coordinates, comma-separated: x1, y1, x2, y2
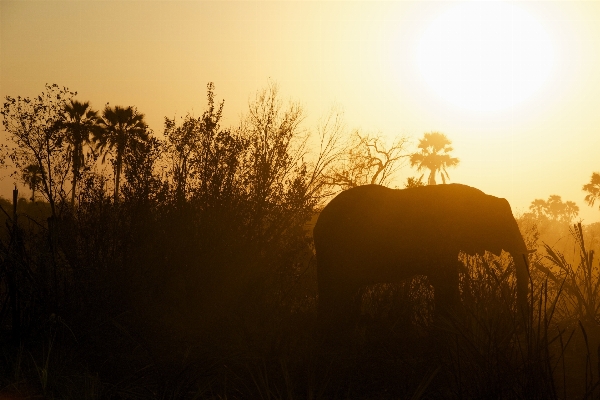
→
(3, 199, 600, 398)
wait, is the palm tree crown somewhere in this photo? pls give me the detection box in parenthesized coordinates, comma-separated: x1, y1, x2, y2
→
(59, 100, 100, 205)
(583, 172, 600, 209)
(95, 105, 148, 202)
(409, 132, 459, 185)
(22, 164, 44, 202)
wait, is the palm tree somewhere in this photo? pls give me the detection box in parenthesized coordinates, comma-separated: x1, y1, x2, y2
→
(94, 105, 148, 202)
(22, 164, 44, 202)
(583, 172, 600, 209)
(409, 132, 459, 185)
(58, 100, 100, 205)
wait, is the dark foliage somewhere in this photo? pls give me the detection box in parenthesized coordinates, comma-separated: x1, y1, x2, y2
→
(1, 83, 598, 399)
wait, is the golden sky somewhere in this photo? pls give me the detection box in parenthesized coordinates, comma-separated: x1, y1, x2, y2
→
(2, 1, 600, 222)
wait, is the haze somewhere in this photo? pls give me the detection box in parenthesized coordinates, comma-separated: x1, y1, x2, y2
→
(2, 1, 600, 221)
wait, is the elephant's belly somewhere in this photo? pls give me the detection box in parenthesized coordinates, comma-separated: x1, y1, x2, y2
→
(350, 250, 444, 285)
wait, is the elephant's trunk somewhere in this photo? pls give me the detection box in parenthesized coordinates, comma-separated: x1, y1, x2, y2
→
(509, 233, 531, 326)
(515, 251, 530, 324)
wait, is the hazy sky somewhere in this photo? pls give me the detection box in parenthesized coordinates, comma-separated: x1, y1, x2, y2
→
(2, 1, 600, 222)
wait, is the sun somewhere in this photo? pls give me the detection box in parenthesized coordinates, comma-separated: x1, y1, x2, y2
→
(414, 2, 555, 114)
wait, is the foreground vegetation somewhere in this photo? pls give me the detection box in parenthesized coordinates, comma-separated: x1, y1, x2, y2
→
(1, 83, 600, 398)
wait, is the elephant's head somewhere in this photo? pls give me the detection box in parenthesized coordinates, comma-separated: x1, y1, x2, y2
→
(450, 193, 530, 317)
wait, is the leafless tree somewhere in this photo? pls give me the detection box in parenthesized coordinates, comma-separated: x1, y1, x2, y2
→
(303, 107, 347, 205)
(324, 130, 409, 191)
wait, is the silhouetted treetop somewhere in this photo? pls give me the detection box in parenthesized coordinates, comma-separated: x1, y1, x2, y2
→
(95, 105, 149, 202)
(1, 84, 76, 216)
(583, 172, 600, 209)
(163, 82, 242, 205)
(529, 195, 579, 224)
(55, 99, 101, 205)
(22, 163, 43, 202)
(409, 131, 459, 185)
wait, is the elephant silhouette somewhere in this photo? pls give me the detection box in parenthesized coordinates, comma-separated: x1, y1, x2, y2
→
(313, 184, 529, 328)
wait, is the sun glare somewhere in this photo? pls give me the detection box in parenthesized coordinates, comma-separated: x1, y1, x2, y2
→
(414, 2, 555, 114)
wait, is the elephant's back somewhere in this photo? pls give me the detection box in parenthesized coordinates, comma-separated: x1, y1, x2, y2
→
(313, 185, 396, 236)
(313, 184, 491, 247)
(316, 183, 487, 221)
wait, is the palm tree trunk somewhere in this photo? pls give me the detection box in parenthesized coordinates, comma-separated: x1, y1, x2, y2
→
(428, 169, 437, 185)
(9, 188, 21, 343)
(71, 173, 77, 206)
(71, 152, 78, 206)
(40, 152, 56, 218)
(114, 152, 122, 203)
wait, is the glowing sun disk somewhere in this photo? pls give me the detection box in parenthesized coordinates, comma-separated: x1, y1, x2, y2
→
(415, 2, 555, 114)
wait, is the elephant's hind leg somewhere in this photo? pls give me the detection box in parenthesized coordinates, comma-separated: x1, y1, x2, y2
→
(319, 281, 360, 328)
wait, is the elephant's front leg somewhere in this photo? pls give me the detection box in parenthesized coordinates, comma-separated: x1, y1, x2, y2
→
(429, 264, 460, 317)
